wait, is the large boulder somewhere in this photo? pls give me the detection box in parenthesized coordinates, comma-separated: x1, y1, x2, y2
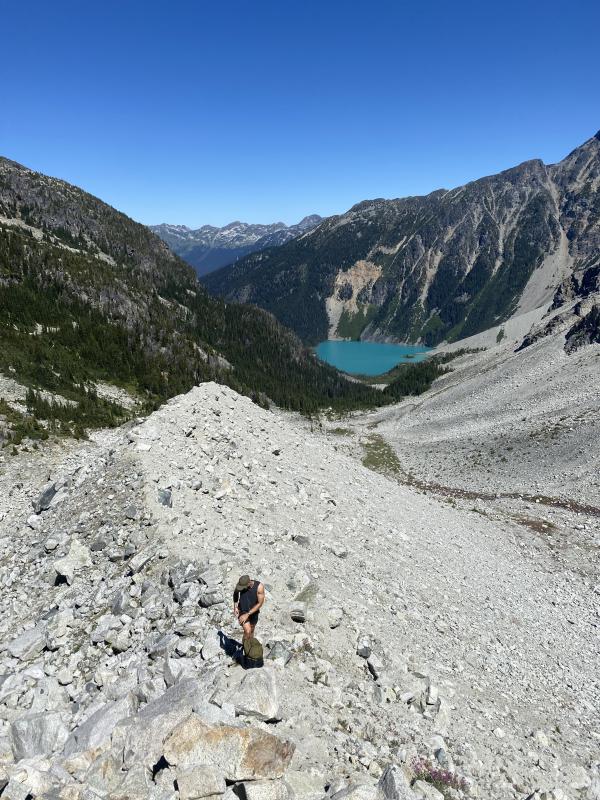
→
(111, 679, 229, 770)
(163, 713, 295, 781)
(226, 668, 280, 721)
(9, 712, 69, 760)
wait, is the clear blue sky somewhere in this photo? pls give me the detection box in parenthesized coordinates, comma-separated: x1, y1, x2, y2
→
(2, 0, 599, 227)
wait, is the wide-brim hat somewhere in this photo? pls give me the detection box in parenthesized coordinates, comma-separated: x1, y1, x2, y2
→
(236, 574, 251, 592)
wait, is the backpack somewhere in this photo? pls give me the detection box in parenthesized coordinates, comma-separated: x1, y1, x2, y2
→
(242, 636, 264, 667)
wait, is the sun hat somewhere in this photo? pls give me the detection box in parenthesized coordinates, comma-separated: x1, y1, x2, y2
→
(236, 574, 251, 592)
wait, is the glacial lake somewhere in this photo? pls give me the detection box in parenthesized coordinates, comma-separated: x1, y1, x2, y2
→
(315, 340, 432, 376)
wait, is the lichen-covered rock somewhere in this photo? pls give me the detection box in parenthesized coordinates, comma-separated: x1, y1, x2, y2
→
(163, 713, 295, 781)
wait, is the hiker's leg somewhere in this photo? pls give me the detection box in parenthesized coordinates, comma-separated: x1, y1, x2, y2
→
(242, 621, 254, 641)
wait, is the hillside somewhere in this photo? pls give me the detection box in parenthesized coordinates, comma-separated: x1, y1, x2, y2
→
(0, 157, 384, 440)
(150, 216, 322, 277)
(205, 132, 600, 346)
(0, 346, 598, 798)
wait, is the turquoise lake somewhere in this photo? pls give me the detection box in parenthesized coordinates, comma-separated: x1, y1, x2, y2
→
(315, 340, 432, 376)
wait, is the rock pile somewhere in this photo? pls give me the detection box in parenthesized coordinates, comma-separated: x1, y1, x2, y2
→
(0, 382, 598, 800)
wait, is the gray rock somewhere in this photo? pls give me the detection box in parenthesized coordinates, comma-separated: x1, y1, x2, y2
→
(64, 696, 136, 756)
(198, 588, 224, 608)
(290, 602, 306, 623)
(170, 561, 201, 588)
(226, 667, 280, 721)
(6, 625, 47, 661)
(91, 614, 122, 644)
(377, 765, 417, 799)
(284, 771, 326, 800)
(128, 547, 158, 574)
(90, 538, 108, 551)
(33, 481, 56, 513)
(267, 641, 293, 665)
(111, 589, 137, 616)
(26, 513, 42, 530)
(108, 763, 155, 800)
(112, 678, 209, 770)
(53, 540, 92, 584)
(9, 711, 69, 760)
(327, 607, 344, 629)
(163, 713, 295, 781)
(147, 632, 179, 660)
(367, 653, 385, 680)
(356, 634, 372, 659)
(158, 488, 173, 507)
(201, 628, 222, 662)
(411, 781, 444, 800)
(175, 765, 226, 800)
(331, 784, 378, 800)
(243, 779, 292, 800)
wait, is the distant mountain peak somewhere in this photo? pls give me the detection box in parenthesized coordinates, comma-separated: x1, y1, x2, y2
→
(150, 215, 322, 277)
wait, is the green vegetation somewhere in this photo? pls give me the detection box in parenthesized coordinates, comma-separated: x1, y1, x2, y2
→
(0, 399, 48, 446)
(358, 349, 481, 404)
(335, 305, 376, 340)
(25, 388, 126, 434)
(496, 327, 505, 343)
(361, 434, 403, 477)
(382, 357, 450, 400)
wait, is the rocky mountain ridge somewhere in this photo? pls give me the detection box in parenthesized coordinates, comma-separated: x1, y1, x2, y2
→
(204, 132, 600, 346)
(150, 216, 322, 277)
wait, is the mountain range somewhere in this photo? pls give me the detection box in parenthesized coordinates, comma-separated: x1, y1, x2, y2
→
(150, 215, 322, 277)
(204, 132, 600, 346)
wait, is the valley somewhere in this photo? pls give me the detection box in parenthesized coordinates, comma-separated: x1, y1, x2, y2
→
(3, 2, 599, 799)
(0, 134, 598, 800)
(0, 322, 598, 799)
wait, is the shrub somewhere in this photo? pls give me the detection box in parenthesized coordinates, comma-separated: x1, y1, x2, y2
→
(411, 757, 469, 797)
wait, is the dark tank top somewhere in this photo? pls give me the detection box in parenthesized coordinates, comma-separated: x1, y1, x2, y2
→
(238, 580, 260, 614)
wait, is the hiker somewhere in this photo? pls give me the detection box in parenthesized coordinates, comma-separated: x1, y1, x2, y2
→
(233, 574, 265, 642)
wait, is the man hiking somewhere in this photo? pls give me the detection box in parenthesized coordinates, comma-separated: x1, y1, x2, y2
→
(233, 575, 265, 643)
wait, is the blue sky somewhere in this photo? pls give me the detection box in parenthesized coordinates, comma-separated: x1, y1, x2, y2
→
(2, 0, 599, 227)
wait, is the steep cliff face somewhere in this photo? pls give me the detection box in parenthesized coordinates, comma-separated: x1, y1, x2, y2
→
(205, 133, 600, 345)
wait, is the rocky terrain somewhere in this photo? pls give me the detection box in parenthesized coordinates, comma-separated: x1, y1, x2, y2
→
(1, 367, 598, 799)
(150, 217, 322, 277)
(205, 132, 600, 347)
